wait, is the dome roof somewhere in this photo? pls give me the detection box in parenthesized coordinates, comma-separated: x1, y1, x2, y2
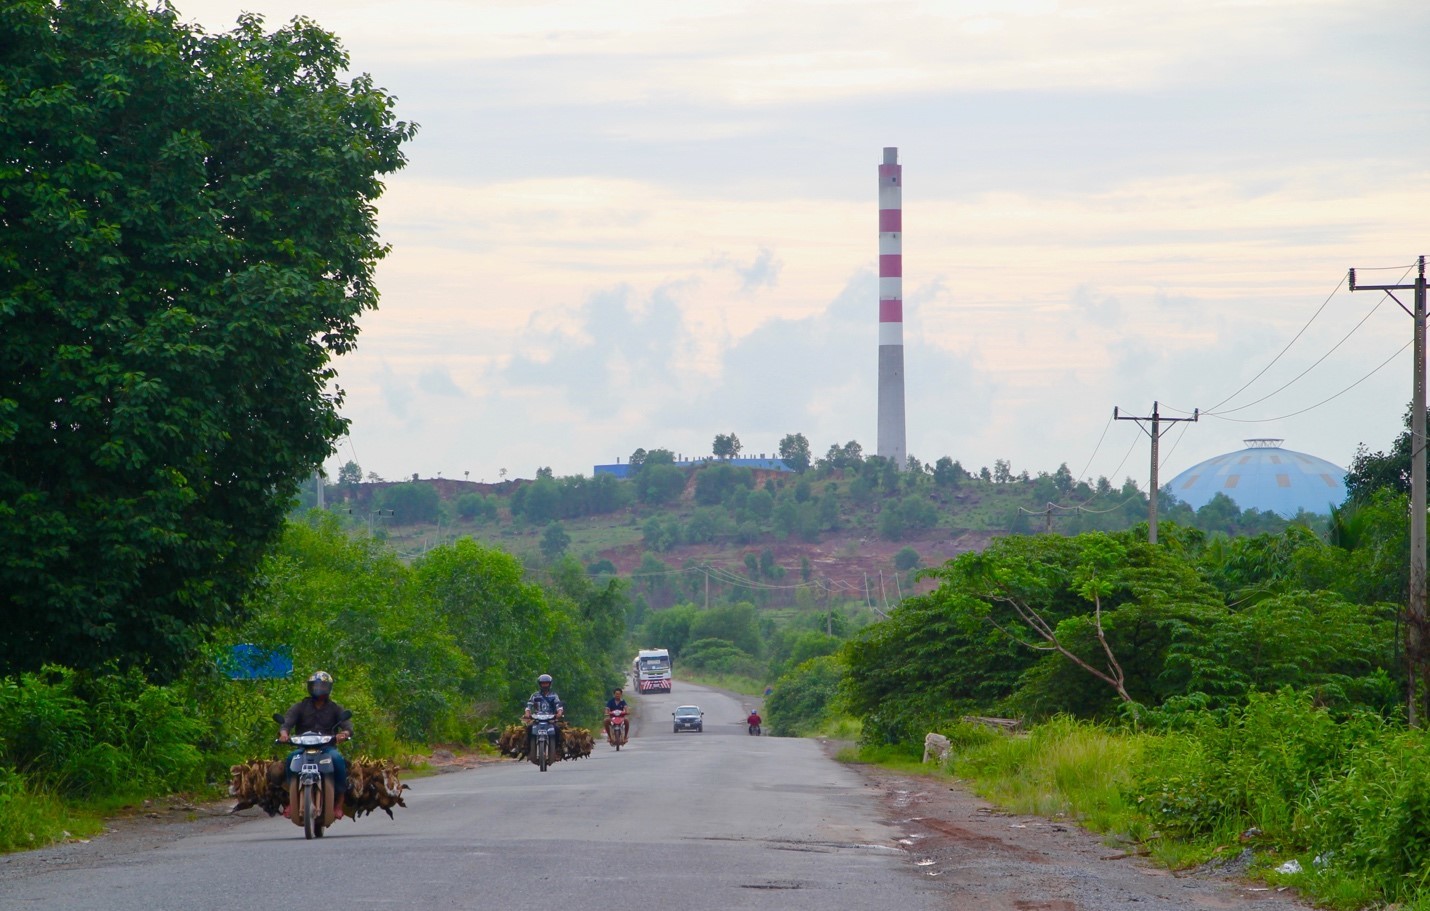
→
(1166, 439, 1347, 517)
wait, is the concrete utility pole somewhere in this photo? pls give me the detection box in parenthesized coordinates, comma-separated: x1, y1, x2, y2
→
(1114, 402, 1198, 544)
(1350, 255, 1428, 726)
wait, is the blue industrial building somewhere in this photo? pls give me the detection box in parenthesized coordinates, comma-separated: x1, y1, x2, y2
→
(594, 456, 793, 479)
(1166, 439, 1347, 517)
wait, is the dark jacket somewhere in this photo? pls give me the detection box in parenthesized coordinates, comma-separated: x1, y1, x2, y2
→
(281, 697, 354, 736)
(527, 691, 563, 715)
(606, 698, 628, 712)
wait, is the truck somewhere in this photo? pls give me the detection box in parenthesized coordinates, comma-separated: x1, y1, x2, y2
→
(632, 648, 672, 694)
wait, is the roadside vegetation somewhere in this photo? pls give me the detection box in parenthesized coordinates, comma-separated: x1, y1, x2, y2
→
(774, 424, 1429, 910)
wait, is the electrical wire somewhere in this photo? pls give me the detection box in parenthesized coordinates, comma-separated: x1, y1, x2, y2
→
(1205, 293, 1387, 417)
(1204, 340, 1410, 423)
(1203, 272, 1346, 413)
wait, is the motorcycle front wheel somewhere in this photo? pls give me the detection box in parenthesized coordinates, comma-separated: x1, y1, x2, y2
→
(303, 784, 317, 840)
(536, 739, 549, 772)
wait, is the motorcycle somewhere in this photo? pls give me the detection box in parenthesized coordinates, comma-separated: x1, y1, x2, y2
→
(273, 710, 351, 839)
(529, 706, 559, 772)
(748, 717, 762, 736)
(608, 708, 629, 750)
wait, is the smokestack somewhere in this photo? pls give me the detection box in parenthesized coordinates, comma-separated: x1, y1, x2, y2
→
(877, 146, 907, 469)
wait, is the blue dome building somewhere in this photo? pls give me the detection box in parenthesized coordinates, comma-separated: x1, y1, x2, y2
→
(1166, 439, 1347, 517)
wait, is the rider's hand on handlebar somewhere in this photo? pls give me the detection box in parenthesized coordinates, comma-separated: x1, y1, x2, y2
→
(278, 731, 290, 743)
(336, 731, 350, 743)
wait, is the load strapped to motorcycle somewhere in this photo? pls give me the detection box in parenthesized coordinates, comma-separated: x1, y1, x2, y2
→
(497, 719, 595, 767)
(227, 754, 409, 821)
(227, 709, 409, 838)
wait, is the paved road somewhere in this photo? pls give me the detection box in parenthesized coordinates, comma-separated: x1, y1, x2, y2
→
(0, 683, 944, 910)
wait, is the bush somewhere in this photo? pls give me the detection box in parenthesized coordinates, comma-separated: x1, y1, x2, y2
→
(766, 656, 845, 736)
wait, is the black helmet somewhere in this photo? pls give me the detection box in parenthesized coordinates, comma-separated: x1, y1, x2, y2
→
(537, 674, 552, 689)
(307, 670, 333, 698)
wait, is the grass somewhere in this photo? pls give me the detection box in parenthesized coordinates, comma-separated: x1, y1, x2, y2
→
(0, 772, 114, 854)
(948, 717, 1149, 838)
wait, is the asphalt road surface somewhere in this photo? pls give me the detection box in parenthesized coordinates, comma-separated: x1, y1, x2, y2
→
(0, 683, 945, 911)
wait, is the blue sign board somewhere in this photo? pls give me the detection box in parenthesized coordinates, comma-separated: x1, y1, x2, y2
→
(223, 644, 293, 680)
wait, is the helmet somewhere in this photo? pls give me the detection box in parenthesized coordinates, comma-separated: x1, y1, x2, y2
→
(307, 670, 333, 698)
(537, 674, 552, 689)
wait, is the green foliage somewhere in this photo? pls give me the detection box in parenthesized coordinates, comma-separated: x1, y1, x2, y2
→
(376, 482, 441, 524)
(680, 638, 761, 677)
(1161, 591, 1398, 712)
(638, 604, 699, 656)
(694, 463, 753, 506)
(635, 464, 686, 504)
(540, 522, 571, 560)
(712, 433, 742, 460)
(766, 656, 845, 736)
(779, 433, 812, 473)
(0, 0, 415, 679)
(1344, 404, 1423, 503)
(894, 546, 920, 570)
(455, 492, 499, 522)
(642, 515, 681, 552)
(949, 717, 1145, 830)
(0, 667, 203, 799)
(690, 602, 762, 656)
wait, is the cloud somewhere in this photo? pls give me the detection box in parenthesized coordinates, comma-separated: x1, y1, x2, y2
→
(709, 246, 783, 294)
(417, 367, 465, 397)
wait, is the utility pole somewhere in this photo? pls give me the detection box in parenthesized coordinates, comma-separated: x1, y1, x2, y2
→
(1350, 255, 1427, 726)
(1114, 401, 1198, 544)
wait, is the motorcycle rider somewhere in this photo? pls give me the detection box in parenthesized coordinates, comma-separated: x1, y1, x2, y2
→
(279, 670, 353, 819)
(747, 708, 762, 734)
(603, 687, 629, 743)
(522, 673, 564, 754)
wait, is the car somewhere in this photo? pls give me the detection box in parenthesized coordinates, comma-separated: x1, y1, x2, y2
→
(672, 705, 703, 733)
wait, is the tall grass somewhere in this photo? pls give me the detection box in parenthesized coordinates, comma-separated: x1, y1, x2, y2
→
(947, 718, 1149, 837)
(849, 693, 1430, 909)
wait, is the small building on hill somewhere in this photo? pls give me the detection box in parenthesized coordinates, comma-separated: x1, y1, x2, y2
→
(1166, 439, 1347, 517)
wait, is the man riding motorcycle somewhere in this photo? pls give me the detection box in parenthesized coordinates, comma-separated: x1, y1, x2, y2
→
(604, 687, 629, 744)
(747, 709, 762, 734)
(278, 670, 353, 819)
(522, 674, 564, 755)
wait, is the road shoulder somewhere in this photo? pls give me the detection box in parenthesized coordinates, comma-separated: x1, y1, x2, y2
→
(831, 743, 1312, 911)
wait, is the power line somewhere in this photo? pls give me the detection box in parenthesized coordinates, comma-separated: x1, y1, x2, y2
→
(1205, 273, 1346, 413)
(1205, 292, 1387, 417)
(1203, 341, 1409, 423)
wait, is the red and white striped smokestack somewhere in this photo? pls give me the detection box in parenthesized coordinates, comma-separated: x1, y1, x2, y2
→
(877, 147, 907, 468)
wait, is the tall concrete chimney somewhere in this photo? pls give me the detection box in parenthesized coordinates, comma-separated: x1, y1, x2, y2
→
(877, 147, 907, 469)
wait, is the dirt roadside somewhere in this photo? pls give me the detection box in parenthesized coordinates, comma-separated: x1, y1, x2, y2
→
(844, 752, 1311, 911)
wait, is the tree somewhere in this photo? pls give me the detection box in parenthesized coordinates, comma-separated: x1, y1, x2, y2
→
(0, 2, 415, 677)
(779, 433, 812, 473)
(376, 482, 440, 524)
(1345, 404, 1425, 503)
(337, 461, 364, 487)
(540, 522, 571, 560)
(713, 433, 743, 460)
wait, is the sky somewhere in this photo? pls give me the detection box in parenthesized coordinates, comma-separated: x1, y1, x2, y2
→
(176, 0, 1430, 491)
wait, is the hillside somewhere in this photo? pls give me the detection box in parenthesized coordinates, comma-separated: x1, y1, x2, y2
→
(308, 458, 1311, 609)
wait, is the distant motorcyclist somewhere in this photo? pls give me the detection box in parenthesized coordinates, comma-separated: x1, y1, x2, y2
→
(522, 674, 565, 753)
(279, 671, 353, 819)
(604, 687, 629, 743)
(747, 709, 762, 735)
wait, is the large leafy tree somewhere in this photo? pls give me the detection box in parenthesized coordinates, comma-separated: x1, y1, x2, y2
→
(0, 1, 415, 676)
